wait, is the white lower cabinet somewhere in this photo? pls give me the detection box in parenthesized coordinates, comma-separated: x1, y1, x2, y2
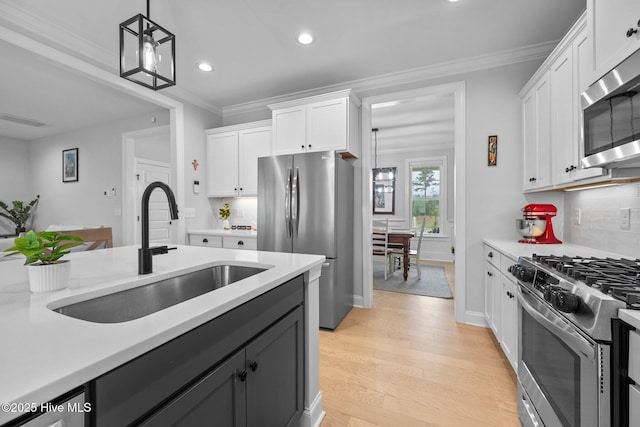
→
(484, 243, 518, 372)
(188, 233, 256, 250)
(189, 234, 223, 248)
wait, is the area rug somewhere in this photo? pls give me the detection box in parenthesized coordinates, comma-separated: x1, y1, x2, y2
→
(372, 260, 453, 298)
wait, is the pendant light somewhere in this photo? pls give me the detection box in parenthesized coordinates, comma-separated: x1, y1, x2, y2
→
(119, 0, 176, 90)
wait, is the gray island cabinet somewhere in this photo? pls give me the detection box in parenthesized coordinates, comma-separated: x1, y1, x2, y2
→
(0, 245, 325, 427)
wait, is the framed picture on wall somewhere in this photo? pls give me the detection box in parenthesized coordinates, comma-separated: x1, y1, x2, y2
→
(488, 135, 498, 166)
(372, 167, 396, 215)
(62, 148, 79, 182)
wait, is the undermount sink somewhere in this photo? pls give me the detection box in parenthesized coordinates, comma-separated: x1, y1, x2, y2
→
(52, 265, 268, 323)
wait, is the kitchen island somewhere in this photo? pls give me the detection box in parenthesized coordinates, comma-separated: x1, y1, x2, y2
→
(0, 245, 325, 426)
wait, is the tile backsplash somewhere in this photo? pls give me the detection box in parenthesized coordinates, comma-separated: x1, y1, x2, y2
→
(564, 183, 640, 258)
(208, 198, 258, 230)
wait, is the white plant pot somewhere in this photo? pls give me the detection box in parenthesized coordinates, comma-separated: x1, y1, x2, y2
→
(27, 261, 71, 293)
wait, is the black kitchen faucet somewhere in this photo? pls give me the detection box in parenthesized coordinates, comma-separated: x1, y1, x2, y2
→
(138, 181, 179, 274)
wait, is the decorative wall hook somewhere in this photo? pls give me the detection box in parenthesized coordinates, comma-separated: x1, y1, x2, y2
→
(192, 159, 199, 171)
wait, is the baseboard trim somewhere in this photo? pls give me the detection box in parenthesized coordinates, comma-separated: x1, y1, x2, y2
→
(464, 310, 488, 327)
(353, 294, 364, 308)
(298, 392, 325, 427)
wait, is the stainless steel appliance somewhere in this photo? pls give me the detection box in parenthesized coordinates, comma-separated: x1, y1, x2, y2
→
(508, 254, 640, 427)
(582, 48, 640, 169)
(257, 151, 354, 329)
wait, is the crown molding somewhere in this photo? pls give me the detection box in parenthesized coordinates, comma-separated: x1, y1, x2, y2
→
(223, 41, 557, 118)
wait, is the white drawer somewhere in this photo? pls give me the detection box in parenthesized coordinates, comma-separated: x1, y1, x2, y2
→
(189, 234, 222, 248)
(630, 383, 640, 427)
(484, 244, 501, 267)
(223, 237, 257, 250)
(500, 253, 517, 278)
(629, 329, 640, 383)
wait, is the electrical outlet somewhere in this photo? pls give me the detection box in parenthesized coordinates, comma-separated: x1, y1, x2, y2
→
(574, 209, 581, 225)
(621, 208, 631, 230)
(183, 207, 196, 218)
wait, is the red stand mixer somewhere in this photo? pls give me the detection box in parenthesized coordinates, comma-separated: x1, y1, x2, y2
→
(516, 204, 562, 244)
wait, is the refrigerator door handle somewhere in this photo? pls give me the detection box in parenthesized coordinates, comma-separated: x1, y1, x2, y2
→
(285, 167, 292, 237)
(292, 167, 300, 237)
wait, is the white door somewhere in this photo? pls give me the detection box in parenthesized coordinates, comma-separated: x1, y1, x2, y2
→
(135, 160, 173, 245)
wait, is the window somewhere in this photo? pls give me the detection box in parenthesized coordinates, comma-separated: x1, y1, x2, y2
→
(409, 157, 446, 235)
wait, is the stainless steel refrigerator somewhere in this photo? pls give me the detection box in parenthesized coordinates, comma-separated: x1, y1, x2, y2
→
(257, 151, 354, 329)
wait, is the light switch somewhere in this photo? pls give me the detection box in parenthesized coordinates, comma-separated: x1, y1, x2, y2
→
(621, 208, 631, 230)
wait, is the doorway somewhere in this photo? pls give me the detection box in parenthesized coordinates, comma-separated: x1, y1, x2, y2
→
(360, 82, 467, 323)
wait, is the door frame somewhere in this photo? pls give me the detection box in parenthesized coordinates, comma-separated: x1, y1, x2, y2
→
(122, 125, 171, 245)
(360, 81, 467, 323)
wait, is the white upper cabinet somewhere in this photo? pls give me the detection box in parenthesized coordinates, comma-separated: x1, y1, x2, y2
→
(522, 72, 552, 191)
(550, 22, 605, 186)
(206, 120, 272, 197)
(587, 0, 640, 86)
(269, 89, 360, 157)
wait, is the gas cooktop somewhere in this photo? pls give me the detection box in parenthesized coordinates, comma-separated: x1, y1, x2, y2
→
(532, 254, 640, 308)
(509, 254, 640, 341)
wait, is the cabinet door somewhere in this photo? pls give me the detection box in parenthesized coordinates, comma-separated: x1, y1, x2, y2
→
(273, 106, 306, 155)
(139, 350, 247, 427)
(238, 126, 272, 196)
(522, 88, 538, 190)
(306, 97, 347, 152)
(501, 277, 518, 372)
(207, 132, 239, 197)
(223, 236, 257, 250)
(534, 74, 552, 189)
(486, 263, 501, 338)
(550, 48, 576, 186)
(246, 306, 304, 427)
(588, 0, 640, 85)
(484, 262, 493, 328)
(188, 234, 223, 248)
(574, 27, 605, 182)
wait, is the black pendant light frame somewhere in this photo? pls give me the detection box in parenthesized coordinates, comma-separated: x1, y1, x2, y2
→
(119, 0, 176, 90)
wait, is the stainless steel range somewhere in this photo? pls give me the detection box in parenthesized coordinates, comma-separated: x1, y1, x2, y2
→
(508, 254, 640, 427)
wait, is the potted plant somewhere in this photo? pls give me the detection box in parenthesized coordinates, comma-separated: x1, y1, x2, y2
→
(219, 203, 231, 230)
(4, 230, 83, 292)
(0, 195, 40, 235)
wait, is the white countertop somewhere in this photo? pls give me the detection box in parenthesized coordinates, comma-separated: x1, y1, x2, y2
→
(483, 238, 630, 261)
(187, 228, 258, 238)
(0, 245, 324, 423)
(484, 238, 640, 330)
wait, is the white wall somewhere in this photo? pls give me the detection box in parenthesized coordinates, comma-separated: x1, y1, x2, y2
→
(28, 110, 170, 246)
(0, 136, 34, 234)
(182, 103, 223, 231)
(564, 183, 640, 257)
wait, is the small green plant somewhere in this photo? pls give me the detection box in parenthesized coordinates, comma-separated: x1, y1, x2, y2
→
(219, 203, 231, 220)
(0, 196, 39, 231)
(4, 230, 83, 265)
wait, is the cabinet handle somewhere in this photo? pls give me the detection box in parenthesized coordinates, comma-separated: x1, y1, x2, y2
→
(301, 145, 305, 150)
(249, 361, 259, 371)
(487, 271, 493, 277)
(308, 144, 312, 148)
(488, 251, 493, 258)
(238, 370, 247, 382)
(565, 167, 570, 173)
(234, 187, 238, 191)
(202, 238, 208, 243)
(239, 187, 243, 191)
(627, 27, 638, 38)
(237, 240, 244, 246)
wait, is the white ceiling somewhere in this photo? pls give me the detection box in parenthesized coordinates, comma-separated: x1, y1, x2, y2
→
(0, 0, 586, 143)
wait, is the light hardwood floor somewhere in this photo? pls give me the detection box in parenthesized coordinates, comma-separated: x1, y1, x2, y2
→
(319, 261, 520, 427)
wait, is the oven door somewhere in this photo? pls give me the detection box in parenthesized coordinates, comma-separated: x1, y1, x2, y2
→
(517, 285, 610, 427)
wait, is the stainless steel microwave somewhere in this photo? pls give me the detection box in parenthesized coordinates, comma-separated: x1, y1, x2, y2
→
(582, 48, 640, 169)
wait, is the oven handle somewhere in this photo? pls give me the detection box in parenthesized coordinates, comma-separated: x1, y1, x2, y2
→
(517, 285, 597, 362)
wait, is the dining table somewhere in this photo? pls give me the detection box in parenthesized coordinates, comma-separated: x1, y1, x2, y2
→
(372, 228, 415, 281)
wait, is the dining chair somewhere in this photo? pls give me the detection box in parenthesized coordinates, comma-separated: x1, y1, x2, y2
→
(372, 218, 393, 280)
(410, 219, 427, 279)
(65, 227, 113, 250)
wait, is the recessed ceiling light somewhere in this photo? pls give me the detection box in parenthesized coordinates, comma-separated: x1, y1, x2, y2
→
(448, 0, 460, 2)
(298, 33, 313, 45)
(197, 62, 213, 72)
